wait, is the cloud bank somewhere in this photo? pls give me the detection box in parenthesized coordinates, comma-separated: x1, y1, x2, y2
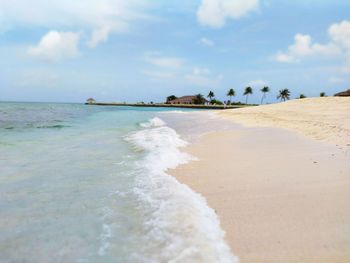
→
(275, 20, 350, 65)
(0, 0, 151, 59)
(247, 79, 269, 88)
(197, 0, 259, 28)
(28, 31, 80, 62)
(144, 52, 184, 69)
(199, 37, 215, 47)
(185, 67, 223, 87)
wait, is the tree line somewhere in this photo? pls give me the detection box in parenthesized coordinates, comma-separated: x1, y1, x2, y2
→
(167, 87, 327, 105)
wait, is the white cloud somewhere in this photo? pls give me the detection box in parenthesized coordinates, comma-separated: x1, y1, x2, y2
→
(199, 37, 215, 47)
(144, 52, 184, 69)
(194, 67, 210, 75)
(247, 79, 268, 87)
(142, 70, 175, 81)
(197, 0, 259, 28)
(328, 76, 346, 84)
(341, 65, 350, 73)
(275, 53, 295, 63)
(142, 52, 223, 87)
(143, 52, 185, 82)
(185, 67, 223, 87)
(275, 20, 350, 64)
(87, 26, 111, 48)
(329, 20, 350, 52)
(0, 0, 150, 48)
(28, 31, 80, 62)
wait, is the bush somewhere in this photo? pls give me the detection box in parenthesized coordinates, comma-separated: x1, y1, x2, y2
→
(230, 101, 244, 105)
(166, 95, 177, 103)
(210, 99, 223, 105)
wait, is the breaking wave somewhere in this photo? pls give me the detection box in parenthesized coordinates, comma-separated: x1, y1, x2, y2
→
(124, 117, 238, 262)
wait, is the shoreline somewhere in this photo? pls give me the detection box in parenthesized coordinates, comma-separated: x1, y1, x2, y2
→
(85, 102, 253, 110)
(170, 98, 350, 262)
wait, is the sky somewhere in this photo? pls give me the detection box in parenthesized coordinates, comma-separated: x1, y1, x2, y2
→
(0, 0, 349, 103)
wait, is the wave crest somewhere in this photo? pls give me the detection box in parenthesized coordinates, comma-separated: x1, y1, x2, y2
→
(139, 117, 166, 128)
(125, 117, 237, 262)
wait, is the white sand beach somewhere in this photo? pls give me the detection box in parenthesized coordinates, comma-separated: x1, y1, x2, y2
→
(170, 97, 350, 262)
(219, 97, 350, 148)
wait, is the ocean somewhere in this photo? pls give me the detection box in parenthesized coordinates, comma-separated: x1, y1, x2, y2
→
(0, 102, 237, 263)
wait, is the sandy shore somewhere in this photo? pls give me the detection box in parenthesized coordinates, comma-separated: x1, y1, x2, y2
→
(218, 97, 350, 149)
(170, 97, 350, 262)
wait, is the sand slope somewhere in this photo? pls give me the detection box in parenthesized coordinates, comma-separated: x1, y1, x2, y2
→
(219, 97, 350, 148)
(173, 129, 350, 262)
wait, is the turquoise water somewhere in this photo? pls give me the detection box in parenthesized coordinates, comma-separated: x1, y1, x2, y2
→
(0, 102, 236, 263)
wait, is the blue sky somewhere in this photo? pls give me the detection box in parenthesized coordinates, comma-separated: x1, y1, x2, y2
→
(0, 0, 349, 103)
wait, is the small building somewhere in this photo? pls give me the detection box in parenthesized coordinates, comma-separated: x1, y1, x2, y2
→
(86, 98, 96, 104)
(334, 89, 350, 97)
(168, 95, 208, 105)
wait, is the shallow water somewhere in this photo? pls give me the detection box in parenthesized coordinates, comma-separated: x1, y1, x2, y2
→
(0, 102, 237, 262)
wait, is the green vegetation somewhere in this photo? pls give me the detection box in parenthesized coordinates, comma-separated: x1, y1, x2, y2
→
(227, 88, 235, 103)
(260, 86, 269, 104)
(243, 86, 253, 104)
(193, 94, 206, 105)
(207, 91, 215, 102)
(277, 89, 291, 102)
(210, 99, 224, 105)
(164, 86, 330, 106)
(166, 95, 177, 103)
(230, 101, 244, 105)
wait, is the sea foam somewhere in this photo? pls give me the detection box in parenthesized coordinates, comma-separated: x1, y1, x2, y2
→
(125, 117, 238, 263)
(139, 117, 166, 128)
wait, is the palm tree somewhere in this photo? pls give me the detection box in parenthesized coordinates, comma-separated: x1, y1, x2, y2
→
(207, 91, 215, 103)
(299, 94, 306, 99)
(227, 89, 235, 104)
(277, 89, 291, 102)
(260, 86, 270, 104)
(166, 95, 177, 103)
(243, 87, 253, 104)
(320, 92, 326, 97)
(193, 94, 205, 105)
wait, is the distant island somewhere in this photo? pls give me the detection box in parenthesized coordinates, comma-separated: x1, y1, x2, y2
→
(85, 89, 258, 109)
(85, 88, 350, 109)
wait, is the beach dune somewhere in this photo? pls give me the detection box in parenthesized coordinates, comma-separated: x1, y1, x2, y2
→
(219, 97, 350, 148)
(171, 97, 350, 263)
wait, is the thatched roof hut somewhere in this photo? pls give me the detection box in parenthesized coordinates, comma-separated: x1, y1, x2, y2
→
(86, 98, 96, 104)
(334, 89, 350, 97)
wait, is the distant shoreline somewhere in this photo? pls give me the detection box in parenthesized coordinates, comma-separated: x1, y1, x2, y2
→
(85, 102, 254, 110)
